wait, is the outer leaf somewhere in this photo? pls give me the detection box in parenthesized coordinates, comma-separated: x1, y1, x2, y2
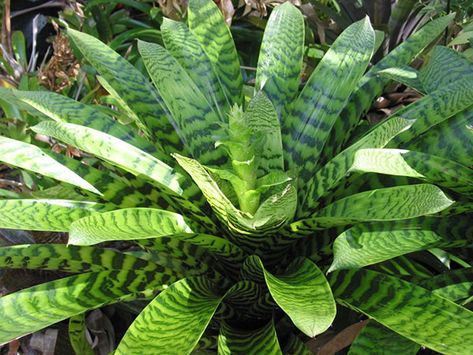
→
(302, 77, 473, 214)
(420, 46, 473, 94)
(294, 184, 453, 230)
(69, 313, 94, 355)
(283, 17, 375, 189)
(350, 148, 473, 195)
(255, 256, 336, 337)
(67, 29, 183, 151)
(329, 219, 471, 271)
(116, 277, 222, 355)
(187, 0, 243, 105)
(161, 18, 229, 115)
(138, 40, 225, 165)
(0, 270, 174, 345)
(0, 136, 100, 195)
(349, 321, 419, 355)
(320, 14, 455, 166)
(69, 208, 192, 245)
(31, 121, 183, 195)
(0, 244, 162, 273)
(0, 199, 106, 232)
(218, 320, 282, 355)
(255, 2, 304, 119)
(330, 268, 473, 354)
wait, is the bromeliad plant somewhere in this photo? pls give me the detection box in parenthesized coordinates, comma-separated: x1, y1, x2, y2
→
(0, 0, 473, 353)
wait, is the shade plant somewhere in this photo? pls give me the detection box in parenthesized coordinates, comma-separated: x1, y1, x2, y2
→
(0, 0, 472, 353)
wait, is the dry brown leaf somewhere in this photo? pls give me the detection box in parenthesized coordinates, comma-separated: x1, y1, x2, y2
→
(215, 0, 235, 25)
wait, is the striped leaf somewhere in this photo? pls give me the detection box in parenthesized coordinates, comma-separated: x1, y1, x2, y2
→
(302, 77, 473, 214)
(330, 269, 473, 354)
(245, 92, 284, 176)
(330, 218, 472, 271)
(282, 17, 375, 189)
(320, 13, 455, 166)
(187, 0, 243, 106)
(420, 45, 473, 94)
(349, 321, 420, 355)
(0, 136, 100, 195)
(69, 208, 192, 245)
(418, 268, 473, 303)
(138, 40, 226, 165)
(255, 2, 304, 120)
(294, 184, 453, 230)
(67, 29, 184, 151)
(218, 320, 282, 355)
(161, 18, 229, 115)
(378, 66, 425, 93)
(3, 89, 165, 160)
(350, 148, 473, 195)
(406, 106, 473, 168)
(0, 244, 162, 273)
(31, 121, 183, 195)
(69, 313, 94, 355)
(255, 256, 336, 337)
(0, 270, 174, 345)
(116, 277, 222, 355)
(0, 199, 106, 232)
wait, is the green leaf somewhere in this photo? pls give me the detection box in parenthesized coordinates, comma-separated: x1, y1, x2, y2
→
(161, 18, 229, 115)
(283, 17, 374, 190)
(138, 40, 226, 165)
(255, 2, 304, 119)
(69, 313, 94, 355)
(1, 89, 166, 161)
(0, 136, 100, 195)
(31, 121, 183, 195)
(187, 0, 243, 106)
(294, 184, 454, 230)
(255, 256, 336, 337)
(418, 268, 473, 303)
(69, 208, 192, 245)
(0, 270, 173, 345)
(406, 108, 473, 167)
(116, 277, 222, 355)
(349, 148, 473, 195)
(245, 92, 284, 176)
(321, 13, 455, 166)
(330, 268, 473, 354)
(329, 219, 471, 272)
(67, 29, 184, 152)
(218, 320, 282, 355)
(378, 66, 425, 93)
(302, 77, 473, 215)
(420, 46, 473, 94)
(349, 321, 420, 355)
(0, 199, 106, 232)
(0, 243, 162, 273)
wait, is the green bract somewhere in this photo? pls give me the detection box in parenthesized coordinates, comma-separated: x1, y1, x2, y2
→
(0, 1, 472, 353)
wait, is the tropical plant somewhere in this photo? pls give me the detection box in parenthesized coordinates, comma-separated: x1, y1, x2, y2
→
(0, 0, 472, 353)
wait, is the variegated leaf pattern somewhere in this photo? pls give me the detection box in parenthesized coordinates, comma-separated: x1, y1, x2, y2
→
(69, 208, 192, 245)
(320, 13, 455, 166)
(255, 3, 304, 120)
(255, 256, 336, 337)
(187, 0, 243, 106)
(0, 270, 175, 344)
(0, 199, 107, 231)
(218, 320, 282, 355)
(116, 277, 221, 354)
(161, 18, 229, 115)
(67, 29, 184, 152)
(0, 244, 163, 273)
(330, 269, 473, 354)
(69, 313, 94, 355)
(283, 17, 374, 193)
(138, 40, 226, 165)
